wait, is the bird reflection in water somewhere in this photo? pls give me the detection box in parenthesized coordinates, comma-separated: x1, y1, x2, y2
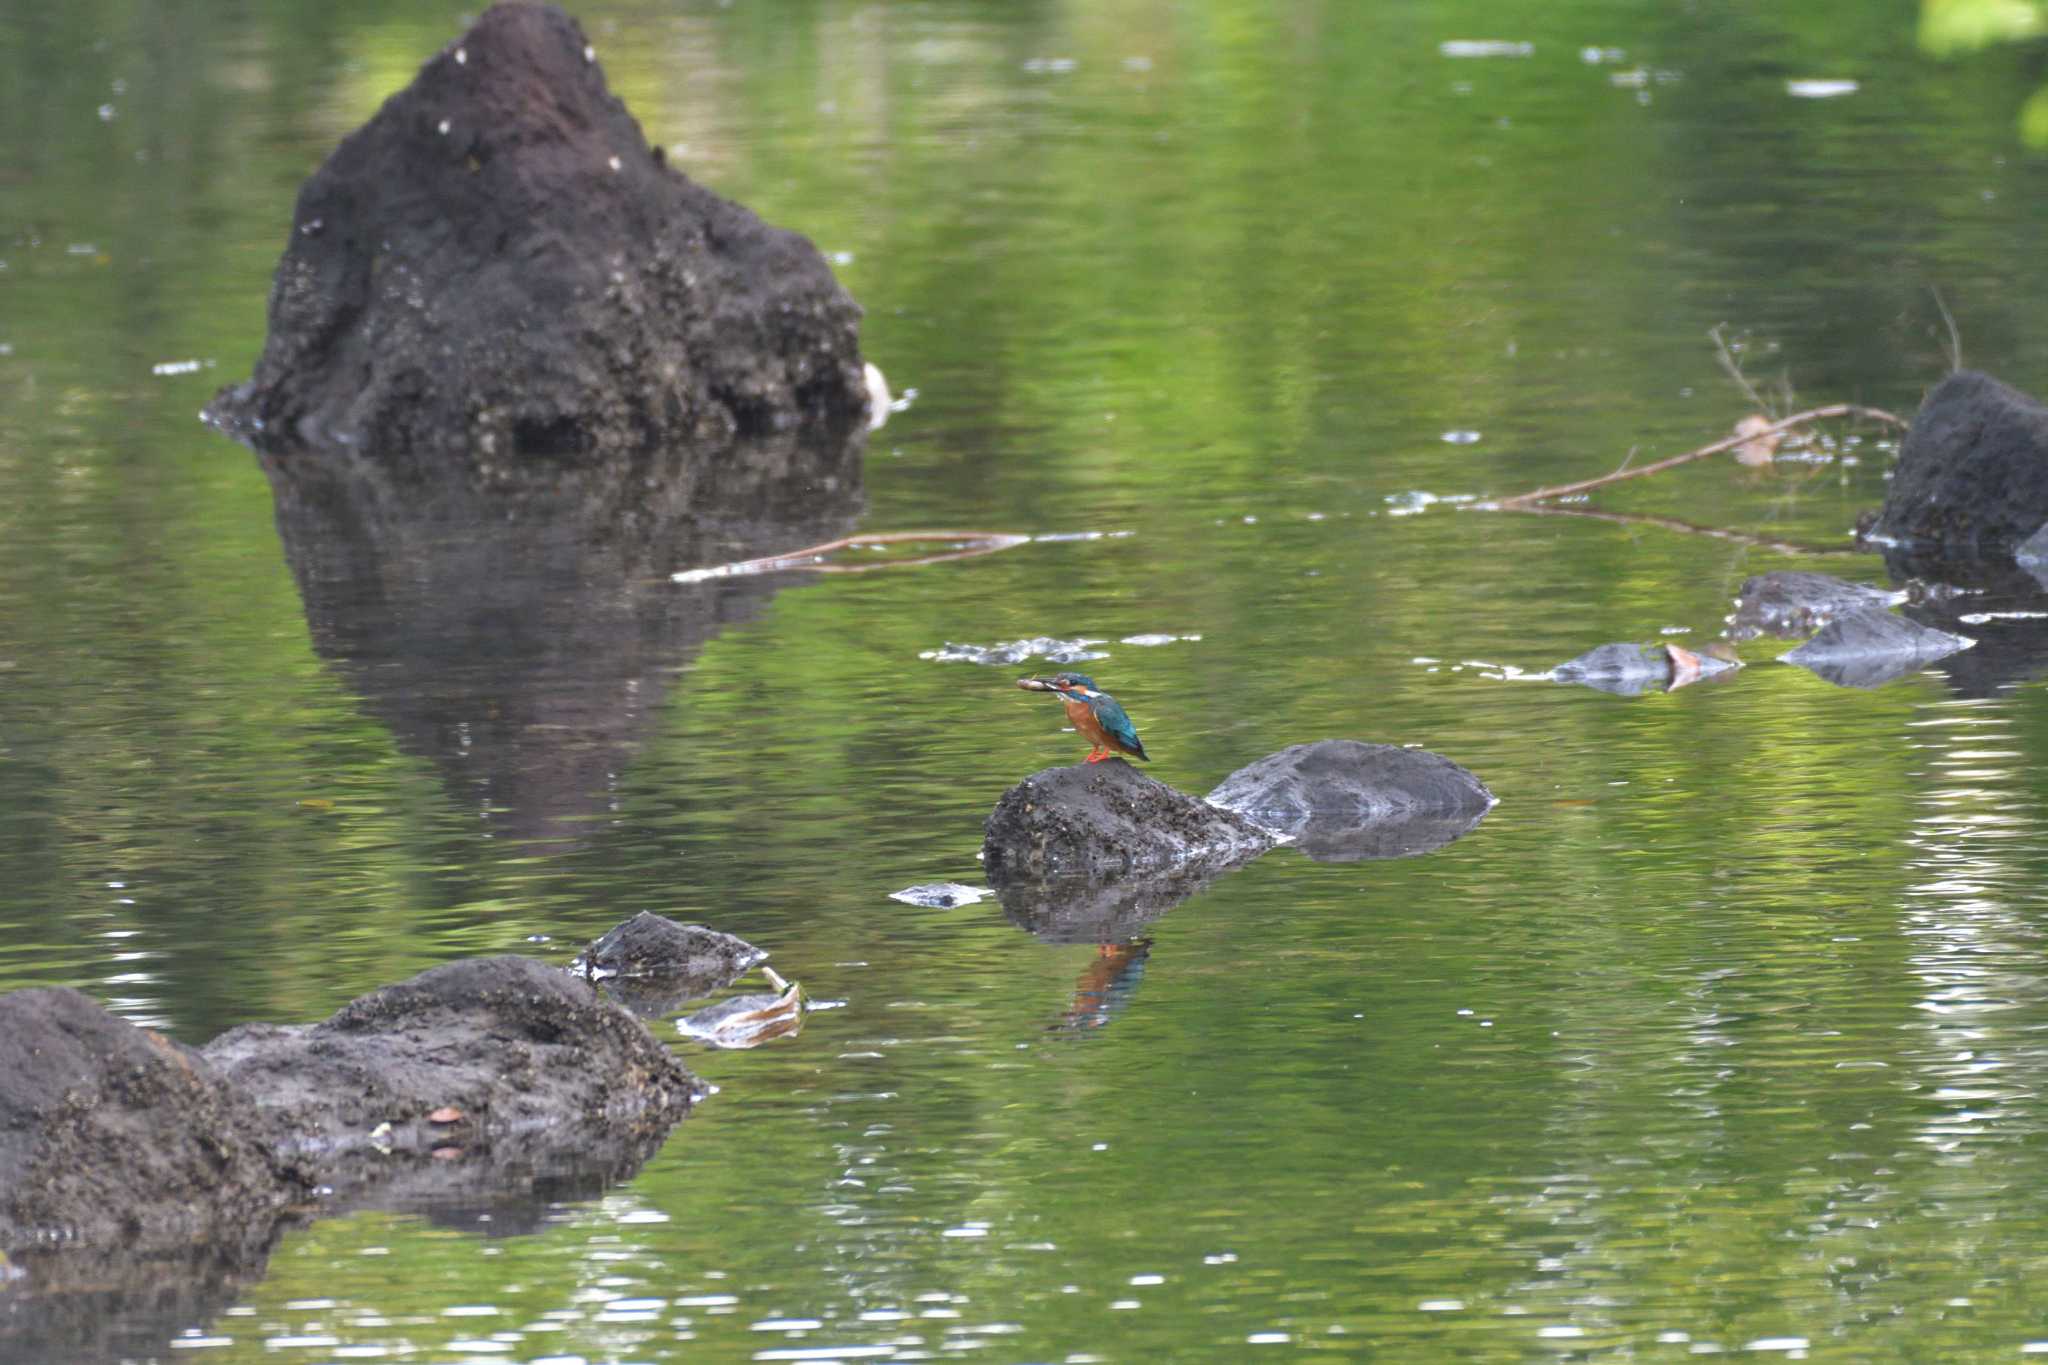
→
(1053, 939, 1152, 1033)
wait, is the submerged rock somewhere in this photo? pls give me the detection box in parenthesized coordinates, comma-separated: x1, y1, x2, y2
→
(1781, 608, 1974, 688)
(207, 2, 868, 466)
(1552, 642, 1739, 696)
(981, 760, 1277, 882)
(1204, 739, 1494, 863)
(1870, 370, 2048, 554)
(1728, 571, 1903, 641)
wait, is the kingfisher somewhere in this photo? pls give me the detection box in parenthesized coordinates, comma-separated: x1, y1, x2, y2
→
(1018, 672, 1150, 764)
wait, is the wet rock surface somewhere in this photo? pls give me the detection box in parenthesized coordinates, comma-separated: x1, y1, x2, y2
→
(207, 1, 867, 467)
(1782, 608, 1975, 689)
(0, 989, 301, 1260)
(1728, 571, 1903, 641)
(981, 760, 1276, 883)
(203, 956, 702, 1205)
(0, 945, 704, 1357)
(1870, 370, 2048, 554)
(1204, 740, 1494, 863)
(573, 911, 767, 1018)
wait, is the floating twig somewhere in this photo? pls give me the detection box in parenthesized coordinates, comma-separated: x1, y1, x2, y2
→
(1488, 404, 1907, 508)
(672, 530, 1031, 584)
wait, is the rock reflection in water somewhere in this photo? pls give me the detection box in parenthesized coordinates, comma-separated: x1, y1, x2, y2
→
(1872, 546, 2048, 698)
(995, 753, 1490, 1032)
(256, 428, 862, 845)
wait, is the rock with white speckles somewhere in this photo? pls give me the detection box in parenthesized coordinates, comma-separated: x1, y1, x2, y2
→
(208, 1, 868, 478)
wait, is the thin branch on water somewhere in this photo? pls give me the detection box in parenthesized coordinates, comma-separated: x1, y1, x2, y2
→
(1488, 403, 1908, 508)
(671, 529, 1033, 583)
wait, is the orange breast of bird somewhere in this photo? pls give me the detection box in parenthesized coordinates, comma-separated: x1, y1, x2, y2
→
(1063, 696, 1112, 748)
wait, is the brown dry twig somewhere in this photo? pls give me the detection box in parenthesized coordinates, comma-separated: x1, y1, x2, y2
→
(1489, 403, 1907, 509)
(671, 529, 1033, 583)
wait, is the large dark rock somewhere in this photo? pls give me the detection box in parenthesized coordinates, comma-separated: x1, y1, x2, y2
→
(1870, 370, 2048, 554)
(981, 760, 1276, 883)
(207, 2, 868, 468)
(0, 992, 308, 1364)
(1204, 740, 1495, 863)
(0, 990, 301, 1260)
(202, 956, 701, 1205)
(0, 948, 708, 1361)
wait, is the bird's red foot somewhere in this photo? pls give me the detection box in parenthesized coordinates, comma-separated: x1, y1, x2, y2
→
(1085, 750, 1109, 764)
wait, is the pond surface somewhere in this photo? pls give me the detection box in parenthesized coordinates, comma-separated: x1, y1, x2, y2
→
(9, 1, 2048, 1361)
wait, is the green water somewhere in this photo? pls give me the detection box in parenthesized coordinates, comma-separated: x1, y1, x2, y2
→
(9, 0, 2048, 1360)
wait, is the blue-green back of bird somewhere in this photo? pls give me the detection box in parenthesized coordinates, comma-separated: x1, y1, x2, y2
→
(1089, 692, 1149, 760)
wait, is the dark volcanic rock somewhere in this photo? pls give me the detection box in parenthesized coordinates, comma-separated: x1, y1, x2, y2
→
(0, 944, 706, 1362)
(1871, 370, 2048, 553)
(573, 912, 768, 1017)
(0, 992, 306, 1364)
(576, 911, 765, 984)
(202, 955, 702, 1204)
(0, 989, 302, 1258)
(1782, 608, 1974, 689)
(1728, 571, 1903, 641)
(207, 1, 868, 467)
(1204, 739, 1495, 862)
(981, 760, 1276, 883)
